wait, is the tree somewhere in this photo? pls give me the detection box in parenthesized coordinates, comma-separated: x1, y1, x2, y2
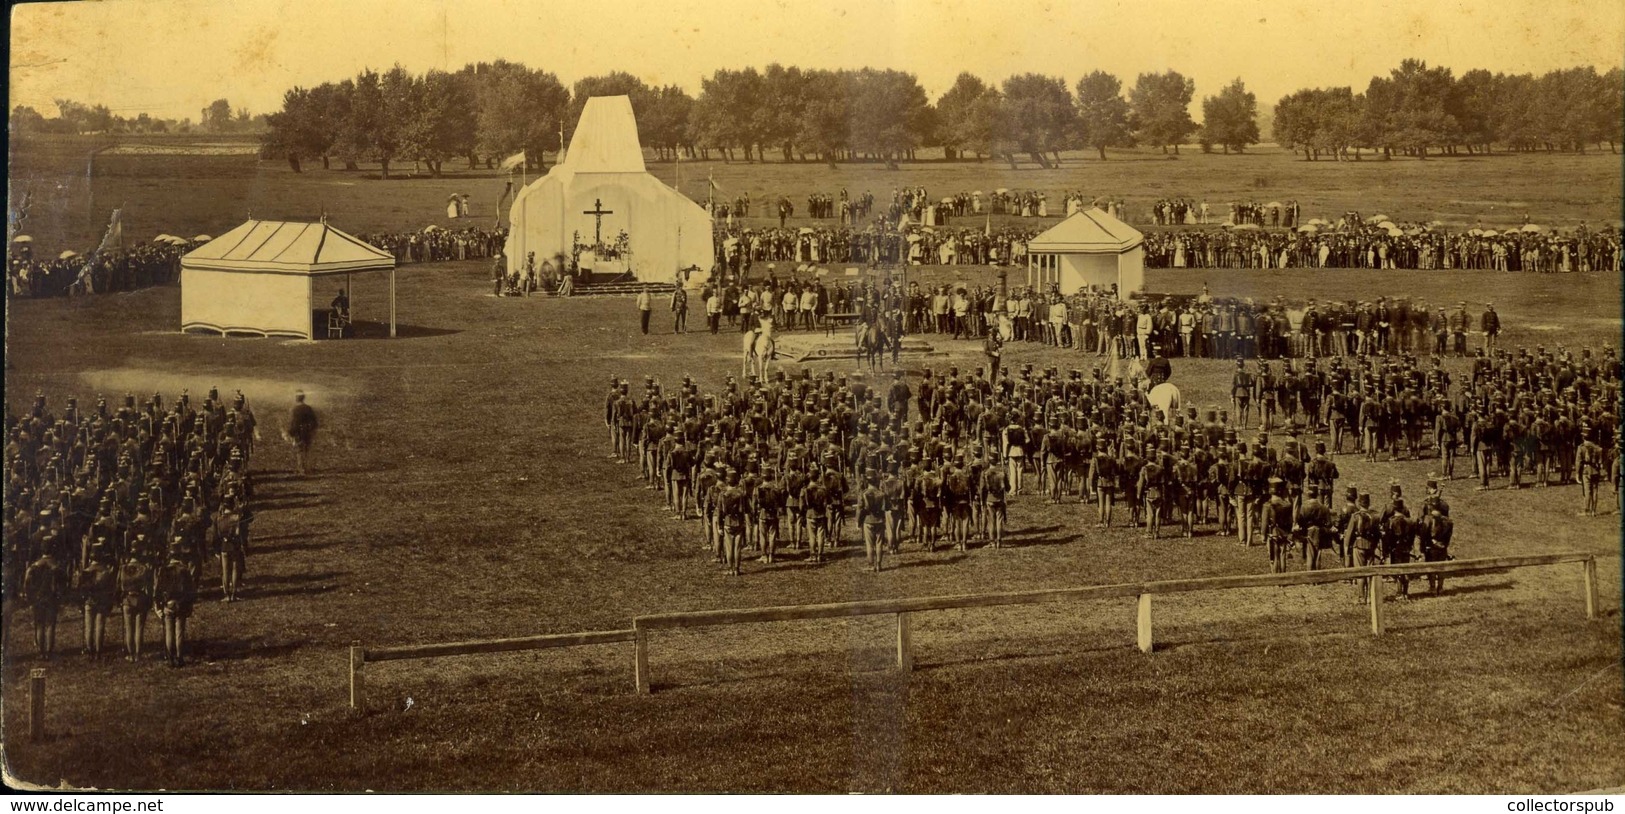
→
(995, 73, 1075, 168)
(1129, 71, 1197, 154)
(1198, 78, 1260, 153)
(1599, 67, 1624, 153)
(934, 73, 992, 160)
(468, 62, 569, 170)
(9, 105, 46, 134)
(401, 70, 476, 176)
(54, 99, 112, 134)
(848, 68, 930, 168)
(1447, 68, 1498, 153)
(640, 85, 695, 161)
(691, 67, 764, 162)
(795, 69, 850, 167)
(261, 87, 328, 172)
(1073, 70, 1133, 160)
(201, 98, 233, 132)
(1272, 89, 1318, 159)
(757, 64, 807, 161)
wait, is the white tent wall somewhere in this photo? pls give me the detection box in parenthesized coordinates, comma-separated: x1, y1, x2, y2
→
(505, 170, 712, 283)
(1059, 253, 1118, 294)
(181, 267, 313, 338)
(1118, 246, 1145, 296)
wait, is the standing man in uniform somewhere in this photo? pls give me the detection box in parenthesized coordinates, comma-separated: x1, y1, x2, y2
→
(636, 285, 654, 335)
(285, 391, 319, 477)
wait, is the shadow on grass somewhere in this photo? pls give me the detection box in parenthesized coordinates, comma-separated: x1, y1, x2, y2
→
(896, 554, 968, 569)
(345, 321, 462, 340)
(242, 570, 345, 600)
(200, 637, 310, 662)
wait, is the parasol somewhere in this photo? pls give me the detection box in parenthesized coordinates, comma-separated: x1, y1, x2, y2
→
(1520, 224, 1545, 233)
(193, 234, 213, 242)
(1386, 227, 1403, 237)
(798, 227, 814, 234)
(1370, 213, 1389, 222)
(1482, 229, 1499, 237)
(1376, 221, 1397, 230)
(1296, 224, 1319, 234)
(423, 225, 442, 233)
(167, 236, 190, 245)
(59, 250, 78, 259)
(1468, 229, 1484, 237)
(12, 234, 32, 243)
(1307, 218, 1327, 226)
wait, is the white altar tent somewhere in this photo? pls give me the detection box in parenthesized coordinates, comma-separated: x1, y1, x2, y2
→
(503, 96, 712, 283)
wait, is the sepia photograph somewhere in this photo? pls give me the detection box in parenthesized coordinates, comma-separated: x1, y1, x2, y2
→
(4, 0, 1624, 796)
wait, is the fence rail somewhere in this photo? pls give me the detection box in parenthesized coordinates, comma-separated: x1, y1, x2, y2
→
(348, 552, 1601, 707)
(630, 552, 1599, 693)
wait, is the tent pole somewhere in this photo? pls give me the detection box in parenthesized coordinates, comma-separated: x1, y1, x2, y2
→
(389, 268, 397, 338)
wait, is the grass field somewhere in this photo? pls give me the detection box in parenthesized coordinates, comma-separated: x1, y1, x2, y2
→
(3, 136, 1623, 792)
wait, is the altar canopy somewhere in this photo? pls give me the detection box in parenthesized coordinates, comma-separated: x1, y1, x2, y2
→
(1025, 207, 1144, 299)
(504, 96, 712, 282)
(181, 220, 397, 339)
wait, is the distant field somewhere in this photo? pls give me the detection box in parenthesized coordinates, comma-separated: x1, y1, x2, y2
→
(2, 258, 1620, 791)
(7, 135, 1623, 257)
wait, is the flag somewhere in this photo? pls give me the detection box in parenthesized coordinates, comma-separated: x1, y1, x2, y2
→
(499, 151, 526, 170)
(708, 172, 723, 193)
(494, 181, 513, 228)
(984, 213, 991, 237)
(95, 207, 123, 255)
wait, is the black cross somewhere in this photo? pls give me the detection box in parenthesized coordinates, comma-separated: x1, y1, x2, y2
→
(584, 198, 614, 245)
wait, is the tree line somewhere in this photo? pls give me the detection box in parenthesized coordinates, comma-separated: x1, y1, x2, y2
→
(1274, 60, 1624, 159)
(9, 97, 267, 136)
(17, 58, 1619, 172)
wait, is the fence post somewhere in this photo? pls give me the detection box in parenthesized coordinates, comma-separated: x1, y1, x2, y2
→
(1136, 594, 1153, 653)
(896, 612, 913, 672)
(1368, 576, 1384, 636)
(349, 642, 364, 712)
(633, 620, 650, 695)
(1583, 557, 1598, 620)
(28, 669, 45, 742)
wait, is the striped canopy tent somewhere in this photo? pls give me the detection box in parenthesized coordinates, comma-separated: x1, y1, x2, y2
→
(181, 220, 397, 339)
(1024, 207, 1144, 300)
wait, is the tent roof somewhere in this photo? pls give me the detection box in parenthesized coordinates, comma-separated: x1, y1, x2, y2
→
(182, 220, 394, 274)
(1027, 207, 1143, 253)
(566, 96, 646, 174)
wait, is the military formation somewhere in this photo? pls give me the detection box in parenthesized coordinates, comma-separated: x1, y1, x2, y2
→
(1009, 292, 1506, 361)
(598, 337, 1619, 588)
(5, 388, 258, 666)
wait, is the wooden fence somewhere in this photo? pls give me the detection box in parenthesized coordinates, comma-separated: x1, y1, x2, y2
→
(349, 552, 1600, 707)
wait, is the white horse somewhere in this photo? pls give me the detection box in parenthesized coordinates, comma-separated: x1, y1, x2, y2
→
(743, 318, 777, 380)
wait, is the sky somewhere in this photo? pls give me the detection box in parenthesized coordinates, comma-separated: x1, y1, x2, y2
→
(10, 0, 1625, 121)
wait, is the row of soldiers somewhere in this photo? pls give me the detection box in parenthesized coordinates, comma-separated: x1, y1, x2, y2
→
(1013, 294, 1501, 361)
(599, 361, 1488, 579)
(5, 388, 258, 666)
(1143, 225, 1623, 272)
